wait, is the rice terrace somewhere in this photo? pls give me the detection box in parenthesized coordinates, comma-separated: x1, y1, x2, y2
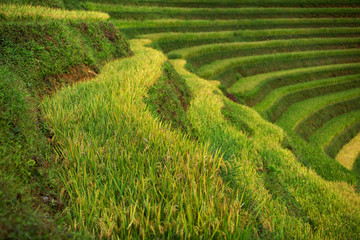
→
(1, 0, 360, 239)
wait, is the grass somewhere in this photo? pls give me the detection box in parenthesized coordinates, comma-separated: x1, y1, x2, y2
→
(113, 18, 360, 38)
(42, 39, 249, 239)
(141, 27, 360, 44)
(1, 21, 131, 96)
(4, 0, 360, 238)
(309, 110, 360, 149)
(197, 48, 360, 80)
(336, 133, 360, 170)
(0, 16, 132, 239)
(85, 0, 360, 8)
(113, 18, 360, 30)
(171, 58, 360, 239)
(255, 74, 360, 117)
(145, 61, 193, 134)
(86, 3, 360, 20)
(325, 122, 360, 159)
(0, 3, 109, 21)
(276, 88, 360, 130)
(168, 37, 360, 59)
(138, 27, 360, 53)
(296, 97, 360, 140)
(244, 65, 360, 107)
(257, 79, 360, 123)
(228, 63, 360, 100)
(0, 67, 70, 239)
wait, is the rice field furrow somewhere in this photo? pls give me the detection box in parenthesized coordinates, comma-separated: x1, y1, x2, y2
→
(266, 80, 360, 123)
(197, 48, 360, 80)
(169, 37, 360, 60)
(255, 74, 360, 119)
(309, 110, 360, 149)
(336, 133, 360, 170)
(296, 97, 360, 140)
(276, 88, 360, 130)
(86, 0, 360, 8)
(113, 18, 360, 37)
(228, 63, 360, 100)
(325, 121, 360, 159)
(87, 4, 360, 20)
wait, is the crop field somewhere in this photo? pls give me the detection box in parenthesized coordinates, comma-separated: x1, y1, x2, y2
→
(1, 0, 360, 239)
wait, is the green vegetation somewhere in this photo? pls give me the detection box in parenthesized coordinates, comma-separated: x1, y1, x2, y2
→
(3, 0, 360, 238)
(114, 18, 360, 38)
(296, 97, 360, 139)
(171, 59, 360, 239)
(276, 88, 360, 130)
(309, 110, 360, 149)
(229, 63, 360, 101)
(0, 3, 131, 238)
(0, 3, 109, 21)
(336, 133, 360, 170)
(256, 74, 360, 120)
(145, 62, 193, 133)
(42, 39, 248, 239)
(87, 3, 360, 20)
(168, 37, 360, 59)
(197, 49, 360, 80)
(86, 0, 360, 8)
(325, 121, 360, 159)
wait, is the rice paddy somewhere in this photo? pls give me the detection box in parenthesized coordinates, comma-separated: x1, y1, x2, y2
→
(3, 0, 360, 238)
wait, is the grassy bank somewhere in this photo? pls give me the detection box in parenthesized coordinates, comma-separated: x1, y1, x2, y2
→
(0, 8, 132, 238)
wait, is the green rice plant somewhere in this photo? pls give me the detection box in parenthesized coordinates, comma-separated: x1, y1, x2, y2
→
(325, 121, 360, 159)
(243, 65, 360, 107)
(140, 30, 235, 42)
(198, 48, 360, 80)
(171, 58, 360, 239)
(86, 0, 360, 8)
(229, 63, 360, 100)
(113, 18, 360, 30)
(112, 18, 360, 38)
(309, 110, 360, 149)
(336, 133, 360, 170)
(86, 3, 360, 20)
(2, 0, 65, 8)
(140, 27, 360, 43)
(168, 37, 360, 59)
(296, 97, 360, 140)
(255, 73, 360, 114)
(0, 3, 109, 21)
(276, 88, 360, 130)
(260, 79, 360, 123)
(42, 39, 249, 239)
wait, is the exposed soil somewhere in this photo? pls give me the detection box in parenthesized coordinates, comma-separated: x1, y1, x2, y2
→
(43, 64, 97, 96)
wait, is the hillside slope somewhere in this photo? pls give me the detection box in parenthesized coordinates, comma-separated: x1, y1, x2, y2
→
(0, 3, 131, 238)
(2, 0, 360, 239)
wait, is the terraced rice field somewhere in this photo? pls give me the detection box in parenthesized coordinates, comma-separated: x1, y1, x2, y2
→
(98, 0, 360, 177)
(38, 0, 360, 238)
